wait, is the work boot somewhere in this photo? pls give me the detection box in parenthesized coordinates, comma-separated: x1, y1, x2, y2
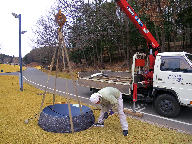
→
(93, 122, 104, 127)
(123, 130, 128, 136)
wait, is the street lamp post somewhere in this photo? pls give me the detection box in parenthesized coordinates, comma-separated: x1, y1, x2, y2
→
(12, 13, 27, 91)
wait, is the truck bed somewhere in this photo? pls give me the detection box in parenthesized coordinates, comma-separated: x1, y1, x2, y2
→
(77, 70, 132, 95)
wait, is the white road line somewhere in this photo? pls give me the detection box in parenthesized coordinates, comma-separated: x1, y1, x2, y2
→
(140, 111, 192, 126)
(70, 94, 73, 96)
(56, 90, 58, 91)
(81, 97, 85, 98)
(40, 85, 42, 86)
(43, 86, 45, 87)
(135, 104, 140, 110)
(37, 84, 39, 85)
(125, 108, 192, 126)
(59, 91, 62, 92)
(32, 82, 34, 83)
(85, 98, 89, 99)
(137, 107, 145, 112)
(63, 92, 65, 93)
(49, 88, 52, 89)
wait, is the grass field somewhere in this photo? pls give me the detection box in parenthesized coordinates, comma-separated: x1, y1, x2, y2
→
(0, 75, 192, 143)
(0, 64, 26, 73)
(41, 69, 78, 80)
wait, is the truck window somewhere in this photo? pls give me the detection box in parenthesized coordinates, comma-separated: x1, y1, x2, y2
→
(186, 54, 192, 63)
(160, 56, 192, 72)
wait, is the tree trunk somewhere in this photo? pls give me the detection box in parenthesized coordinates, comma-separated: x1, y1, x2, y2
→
(100, 38, 103, 65)
(156, 0, 165, 52)
(126, 22, 130, 69)
(183, 30, 185, 49)
(108, 46, 112, 63)
(161, 26, 165, 52)
(168, 35, 170, 52)
(154, 22, 160, 44)
(190, 32, 192, 48)
(96, 39, 99, 65)
(173, 3, 176, 51)
(122, 12, 130, 68)
(82, 47, 88, 67)
(167, 5, 170, 52)
(92, 38, 95, 66)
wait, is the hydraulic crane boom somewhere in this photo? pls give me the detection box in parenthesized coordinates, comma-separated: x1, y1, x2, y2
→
(115, 0, 161, 71)
(115, 0, 160, 48)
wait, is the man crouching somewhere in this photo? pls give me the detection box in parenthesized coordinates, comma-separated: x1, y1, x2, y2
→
(90, 87, 128, 136)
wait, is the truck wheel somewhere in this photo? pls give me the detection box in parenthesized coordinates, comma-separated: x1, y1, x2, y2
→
(155, 94, 180, 118)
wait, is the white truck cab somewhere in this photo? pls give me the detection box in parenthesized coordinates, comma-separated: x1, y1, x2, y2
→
(153, 52, 192, 117)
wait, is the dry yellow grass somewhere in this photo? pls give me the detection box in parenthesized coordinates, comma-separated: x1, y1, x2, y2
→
(41, 69, 78, 80)
(0, 75, 192, 143)
(0, 64, 26, 73)
(35, 65, 42, 70)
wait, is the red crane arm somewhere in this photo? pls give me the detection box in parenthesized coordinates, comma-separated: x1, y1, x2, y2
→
(115, 0, 160, 49)
(115, 0, 161, 72)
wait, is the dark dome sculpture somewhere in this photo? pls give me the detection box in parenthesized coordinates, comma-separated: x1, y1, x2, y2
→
(38, 104, 95, 133)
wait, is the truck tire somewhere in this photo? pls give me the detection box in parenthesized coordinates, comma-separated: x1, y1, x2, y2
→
(155, 93, 180, 118)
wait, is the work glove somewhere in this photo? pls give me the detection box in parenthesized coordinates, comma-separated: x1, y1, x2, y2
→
(109, 110, 114, 115)
(103, 112, 109, 119)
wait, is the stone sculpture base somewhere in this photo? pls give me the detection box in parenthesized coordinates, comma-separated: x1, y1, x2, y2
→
(38, 104, 95, 133)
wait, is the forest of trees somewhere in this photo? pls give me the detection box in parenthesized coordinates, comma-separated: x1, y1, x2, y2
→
(0, 54, 13, 64)
(23, 0, 192, 69)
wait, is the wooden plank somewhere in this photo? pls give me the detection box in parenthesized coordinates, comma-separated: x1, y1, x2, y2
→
(123, 109, 143, 117)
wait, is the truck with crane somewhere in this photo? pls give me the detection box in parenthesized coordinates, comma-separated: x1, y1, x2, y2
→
(77, 0, 192, 118)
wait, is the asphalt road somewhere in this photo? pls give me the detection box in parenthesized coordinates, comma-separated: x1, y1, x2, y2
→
(1, 67, 192, 135)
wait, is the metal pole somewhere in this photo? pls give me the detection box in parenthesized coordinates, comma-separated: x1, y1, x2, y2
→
(19, 14, 23, 91)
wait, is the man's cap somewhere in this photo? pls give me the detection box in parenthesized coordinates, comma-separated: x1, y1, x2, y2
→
(90, 93, 102, 104)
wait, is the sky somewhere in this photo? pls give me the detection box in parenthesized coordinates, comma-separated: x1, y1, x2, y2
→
(0, 0, 56, 57)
